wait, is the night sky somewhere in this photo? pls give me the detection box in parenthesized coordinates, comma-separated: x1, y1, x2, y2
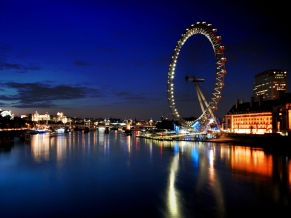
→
(1, 0, 290, 120)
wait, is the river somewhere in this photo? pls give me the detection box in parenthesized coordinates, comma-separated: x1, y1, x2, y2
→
(0, 130, 291, 218)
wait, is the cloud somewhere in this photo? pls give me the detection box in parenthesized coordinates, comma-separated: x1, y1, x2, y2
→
(0, 82, 104, 108)
(10, 101, 59, 109)
(0, 62, 41, 71)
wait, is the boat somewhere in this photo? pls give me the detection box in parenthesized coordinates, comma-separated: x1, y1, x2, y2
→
(64, 126, 71, 133)
(36, 128, 47, 134)
(98, 126, 105, 132)
(28, 129, 39, 135)
(73, 126, 83, 131)
(56, 128, 65, 134)
(84, 127, 89, 133)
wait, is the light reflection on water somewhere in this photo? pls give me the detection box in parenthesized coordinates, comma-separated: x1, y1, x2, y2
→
(166, 150, 181, 217)
(0, 131, 291, 217)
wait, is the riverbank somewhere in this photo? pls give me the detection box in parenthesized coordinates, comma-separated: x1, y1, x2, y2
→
(204, 133, 291, 153)
(207, 132, 290, 143)
(136, 132, 291, 153)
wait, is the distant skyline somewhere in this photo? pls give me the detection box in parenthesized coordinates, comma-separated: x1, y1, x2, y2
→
(1, 0, 290, 120)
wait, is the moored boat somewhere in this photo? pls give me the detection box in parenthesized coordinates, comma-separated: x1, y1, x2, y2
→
(73, 126, 83, 131)
(56, 128, 65, 134)
(84, 127, 89, 133)
(36, 128, 47, 134)
(98, 126, 105, 132)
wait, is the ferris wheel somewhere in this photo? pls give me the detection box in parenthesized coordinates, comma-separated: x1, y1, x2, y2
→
(167, 22, 226, 128)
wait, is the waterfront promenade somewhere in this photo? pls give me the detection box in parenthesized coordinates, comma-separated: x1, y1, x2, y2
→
(209, 133, 291, 153)
(208, 132, 291, 146)
(136, 131, 291, 152)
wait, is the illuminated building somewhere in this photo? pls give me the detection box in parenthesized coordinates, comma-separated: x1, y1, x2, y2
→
(31, 111, 50, 122)
(225, 93, 291, 135)
(0, 109, 14, 120)
(253, 70, 287, 102)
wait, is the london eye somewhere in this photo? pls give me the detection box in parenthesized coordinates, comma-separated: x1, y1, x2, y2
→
(167, 22, 226, 131)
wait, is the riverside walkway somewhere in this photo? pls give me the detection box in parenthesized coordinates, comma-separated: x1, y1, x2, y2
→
(136, 132, 217, 141)
(136, 132, 291, 150)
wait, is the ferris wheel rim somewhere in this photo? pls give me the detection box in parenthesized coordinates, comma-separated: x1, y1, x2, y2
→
(167, 21, 226, 126)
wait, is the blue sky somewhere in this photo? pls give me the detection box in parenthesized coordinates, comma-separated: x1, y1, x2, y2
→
(1, 0, 290, 120)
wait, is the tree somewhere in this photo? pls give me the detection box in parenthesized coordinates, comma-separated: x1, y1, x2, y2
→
(0, 116, 28, 129)
(156, 120, 174, 130)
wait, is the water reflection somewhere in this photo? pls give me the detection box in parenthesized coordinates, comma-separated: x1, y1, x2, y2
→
(2, 132, 290, 217)
(168, 142, 225, 217)
(27, 134, 291, 195)
(230, 146, 272, 176)
(208, 146, 225, 217)
(31, 133, 50, 162)
(125, 135, 131, 153)
(160, 141, 291, 217)
(98, 131, 104, 146)
(167, 150, 181, 217)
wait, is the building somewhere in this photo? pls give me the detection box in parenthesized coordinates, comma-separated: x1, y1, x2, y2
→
(21, 111, 70, 124)
(253, 70, 287, 102)
(224, 93, 291, 135)
(31, 111, 50, 122)
(0, 109, 14, 120)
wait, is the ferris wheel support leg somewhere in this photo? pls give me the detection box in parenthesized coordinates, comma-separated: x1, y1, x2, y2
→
(194, 83, 205, 114)
(195, 83, 215, 119)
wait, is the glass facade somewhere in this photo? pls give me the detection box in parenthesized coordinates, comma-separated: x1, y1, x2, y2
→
(253, 70, 287, 101)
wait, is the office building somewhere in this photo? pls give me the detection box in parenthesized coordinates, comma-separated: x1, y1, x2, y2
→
(253, 70, 287, 101)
